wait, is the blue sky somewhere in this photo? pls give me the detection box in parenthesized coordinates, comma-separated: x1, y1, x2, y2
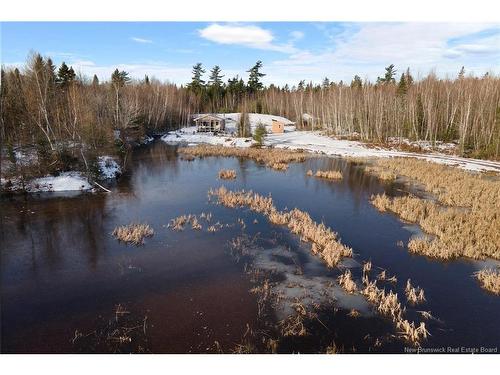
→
(1, 22, 499, 85)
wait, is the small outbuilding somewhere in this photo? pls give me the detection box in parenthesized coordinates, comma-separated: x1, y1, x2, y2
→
(271, 119, 285, 134)
(194, 114, 226, 133)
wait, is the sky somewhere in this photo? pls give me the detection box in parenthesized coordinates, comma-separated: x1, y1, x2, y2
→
(1, 22, 499, 85)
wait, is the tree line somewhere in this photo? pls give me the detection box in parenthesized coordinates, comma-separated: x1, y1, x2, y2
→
(1, 52, 499, 180)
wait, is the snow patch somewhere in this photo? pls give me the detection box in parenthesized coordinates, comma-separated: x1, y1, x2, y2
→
(28, 172, 92, 192)
(98, 156, 121, 179)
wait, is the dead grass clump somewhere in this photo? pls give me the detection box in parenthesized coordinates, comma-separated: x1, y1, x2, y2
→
(270, 162, 288, 171)
(207, 222, 224, 232)
(191, 217, 202, 230)
(369, 158, 500, 261)
(360, 275, 428, 345)
(168, 215, 191, 231)
(218, 169, 236, 180)
(179, 144, 308, 171)
(168, 214, 203, 231)
(405, 279, 426, 305)
(364, 166, 396, 181)
(208, 187, 352, 268)
(338, 269, 357, 293)
(348, 309, 360, 318)
(475, 268, 500, 295)
(313, 170, 343, 180)
(397, 320, 429, 344)
(112, 223, 154, 246)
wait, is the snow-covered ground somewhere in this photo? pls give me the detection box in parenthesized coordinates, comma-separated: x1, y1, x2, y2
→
(28, 172, 93, 192)
(162, 122, 500, 173)
(162, 126, 256, 147)
(265, 131, 500, 173)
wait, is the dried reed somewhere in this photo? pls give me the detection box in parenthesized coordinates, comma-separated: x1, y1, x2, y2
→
(370, 158, 500, 261)
(179, 145, 308, 171)
(313, 170, 343, 180)
(338, 269, 357, 294)
(112, 223, 154, 246)
(405, 279, 426, 305)
(208, 186, 352, 267)
(218, 169, 237, 180)
(475, 268, 500, 295)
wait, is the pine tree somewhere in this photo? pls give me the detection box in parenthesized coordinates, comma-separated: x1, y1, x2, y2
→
(57, 62, 76, 86)
(297, 80, 305, 91)
(111, 69, 130, 88)
(208, 65, 224, 87)
(144, 75, 150, 85)
(377, 64, 397, 84)
(46, 58, 56, 84)
(92, 74, 99, 86)
(397, 73, 408, 95)
(247, 60, 265, 93)
(405, 68, 414, 85)
(188, 63, 206, 93)
(322, 77, 330, 88)
(458, 66, 466, 79)
(350, 75, 363, 89)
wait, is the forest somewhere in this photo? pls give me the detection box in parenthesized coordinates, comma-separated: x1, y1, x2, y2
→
(1, 52, 499, 180)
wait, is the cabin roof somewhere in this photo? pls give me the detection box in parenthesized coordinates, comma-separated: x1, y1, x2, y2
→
(194, 114, 225, 122)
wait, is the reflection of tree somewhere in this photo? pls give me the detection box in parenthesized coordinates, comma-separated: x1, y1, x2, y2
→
(1, 193, 109, 276)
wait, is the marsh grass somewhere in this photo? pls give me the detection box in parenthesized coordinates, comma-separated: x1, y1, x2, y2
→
(179, 145, 308, 171)
(112, 223, 154, 246)
(338, 269, 357, 294)
(475, 268, 500, 295)
(405, 279, 426, 305)
(311, 170, 343, 180)
(218, 169, 237, 179)
(364, 166, 396, 181)
(360, 276, 428, 345)
(208, 186, 352, 268)
(370, 158, 500, 261)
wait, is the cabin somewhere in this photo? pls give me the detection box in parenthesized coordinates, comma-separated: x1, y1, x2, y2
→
(271, 119, 285, 134)
(194, 114, 226, 133)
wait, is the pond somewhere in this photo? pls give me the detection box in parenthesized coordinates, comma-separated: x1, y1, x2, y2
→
(1, 140, 499, 353)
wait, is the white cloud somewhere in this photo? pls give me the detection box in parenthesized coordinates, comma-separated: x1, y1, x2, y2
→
(267, 23, 500, 85)
(131, 37, 153, 44)
(198, 23, 297, 53)
(290, 30, 304, 41)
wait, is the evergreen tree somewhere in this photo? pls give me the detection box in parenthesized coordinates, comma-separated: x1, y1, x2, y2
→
(208, 65, 224, 87)
(111, 69, 130, 88)
(144, 75, 150, 85)
(46, 58, 56, 84)
(350, 75, 363, 89)
(377, 64, 397, 84)
(188, 63, 206, 93)
(247, 60, 265, 93)
(405, 68, 414, 85)
(92, 74, 99, 86)
(57, 62, 76, 86)
(397, 73, 408, 95)
(297, 80, 305, 91)
(458, 66, 466, 79)
(322, 77, 330, 88)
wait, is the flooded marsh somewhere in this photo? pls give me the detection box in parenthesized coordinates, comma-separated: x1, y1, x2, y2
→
(1, 141, 499, 353)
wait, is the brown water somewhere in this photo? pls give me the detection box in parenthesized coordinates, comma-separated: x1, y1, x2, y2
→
(1, 141, 499, 353)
